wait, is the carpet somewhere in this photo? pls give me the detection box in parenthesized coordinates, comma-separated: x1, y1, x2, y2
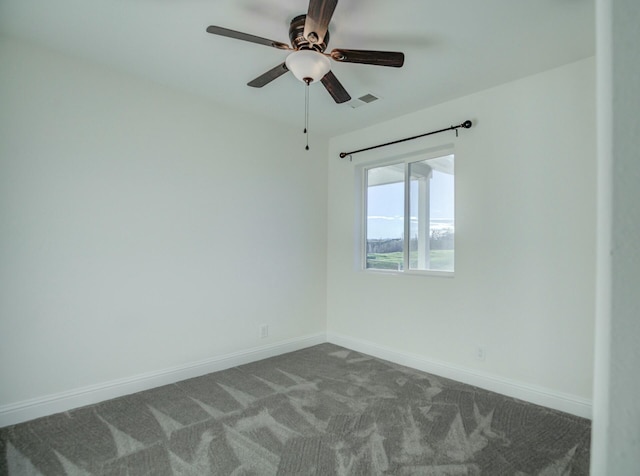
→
(0, 343, 591, 475)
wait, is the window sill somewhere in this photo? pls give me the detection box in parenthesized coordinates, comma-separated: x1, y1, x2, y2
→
(362, 268, 455, 278)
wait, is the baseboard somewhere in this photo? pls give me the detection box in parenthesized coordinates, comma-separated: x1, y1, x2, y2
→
(327, 332, 592, 419)
(0, 332, 326, 428)
(0, 331, 592, 427)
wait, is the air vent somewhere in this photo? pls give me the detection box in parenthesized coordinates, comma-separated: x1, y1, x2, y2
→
(350, 93, 381, 109)
(358, 93, 379, 103)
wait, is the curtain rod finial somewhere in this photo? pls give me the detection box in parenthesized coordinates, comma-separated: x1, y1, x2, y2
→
(462, 120, 472, 128)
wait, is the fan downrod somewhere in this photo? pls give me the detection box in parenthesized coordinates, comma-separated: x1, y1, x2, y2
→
(289, 15, 329, 52)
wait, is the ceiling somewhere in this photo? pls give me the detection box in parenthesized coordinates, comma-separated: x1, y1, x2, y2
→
(0, 0, 595, 136)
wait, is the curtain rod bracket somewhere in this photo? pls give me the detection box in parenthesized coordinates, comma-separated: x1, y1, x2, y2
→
(339, 119, 472, 160)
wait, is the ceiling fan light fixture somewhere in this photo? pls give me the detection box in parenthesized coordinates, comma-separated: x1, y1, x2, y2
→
(285, 50, 331, 84)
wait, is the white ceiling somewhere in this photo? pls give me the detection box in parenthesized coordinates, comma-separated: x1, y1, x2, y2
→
(0, 0, 595, 136)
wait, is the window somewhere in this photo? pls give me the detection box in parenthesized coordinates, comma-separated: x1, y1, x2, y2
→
(364, 152, 454, 274)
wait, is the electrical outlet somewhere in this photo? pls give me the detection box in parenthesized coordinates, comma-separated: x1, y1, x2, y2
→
(475, 346, 486, 362)
(260, 324, 269, 339)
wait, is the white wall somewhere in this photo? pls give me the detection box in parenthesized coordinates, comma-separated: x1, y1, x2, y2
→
(327, 58, 596, 411)
(0, 34, 600, 427)
(591, 0, 640, 473)
(0, 38, 327, 411)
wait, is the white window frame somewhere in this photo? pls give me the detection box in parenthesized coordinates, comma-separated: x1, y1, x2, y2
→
(357, 146, 455, 278)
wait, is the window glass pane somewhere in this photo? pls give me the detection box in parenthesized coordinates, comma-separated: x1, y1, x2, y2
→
(366, 163, 405, 270)
(408, 155, 454, 271)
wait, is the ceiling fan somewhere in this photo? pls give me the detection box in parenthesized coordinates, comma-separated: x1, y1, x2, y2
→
(206, 0, 405, 104)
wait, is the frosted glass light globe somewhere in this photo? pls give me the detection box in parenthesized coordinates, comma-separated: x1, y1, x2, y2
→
(285, 50, 331, 84)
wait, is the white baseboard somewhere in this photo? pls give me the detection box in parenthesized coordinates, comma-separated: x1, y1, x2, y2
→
(0, 331, 592, 428)
(327, 332, 592, 419)
(0, 332, 326, 428)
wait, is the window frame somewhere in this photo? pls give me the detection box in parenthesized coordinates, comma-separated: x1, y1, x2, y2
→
(358, 146, 455, 278)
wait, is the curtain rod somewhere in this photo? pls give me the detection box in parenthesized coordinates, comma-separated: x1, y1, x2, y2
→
(339, 120, 473, 160)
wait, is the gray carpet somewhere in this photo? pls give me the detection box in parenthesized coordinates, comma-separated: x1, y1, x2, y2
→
(0, 343, 591, 475)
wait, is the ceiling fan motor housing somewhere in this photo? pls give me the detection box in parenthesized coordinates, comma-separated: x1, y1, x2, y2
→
(289, 15, 329, 52)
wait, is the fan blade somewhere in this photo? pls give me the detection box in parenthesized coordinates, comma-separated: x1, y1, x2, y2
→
(330, 49, 405, 67)
(206, 25, 292, 50)
(321, 71, 351, 104)
(304, 0, 338, 46)
(247, 63, 289, 88)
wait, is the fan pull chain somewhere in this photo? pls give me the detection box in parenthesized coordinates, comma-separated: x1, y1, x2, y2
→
(304, 78, 310, 151)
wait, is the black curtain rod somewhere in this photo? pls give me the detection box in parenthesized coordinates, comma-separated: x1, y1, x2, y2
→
(339, 120, 473, 159)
